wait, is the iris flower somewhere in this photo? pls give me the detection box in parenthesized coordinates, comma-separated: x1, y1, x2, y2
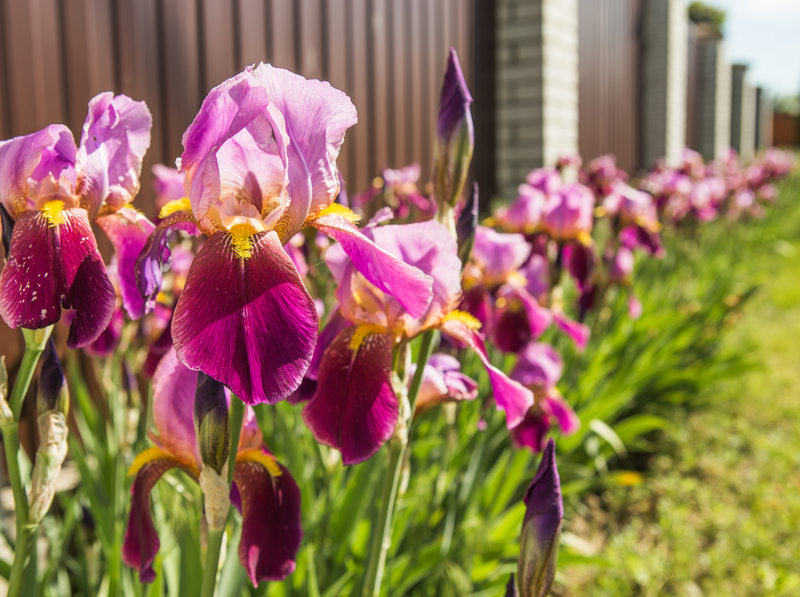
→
(137, 64, 432, 405)
(0, 93, 152, 347)
(302, 219, 534, 465)
(123, 347, 301, 585)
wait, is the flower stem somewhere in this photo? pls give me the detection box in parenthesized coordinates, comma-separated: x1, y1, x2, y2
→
(200, 528, 226, 597)
(199, 394, 244, 597)
(4, 328, 52, 597)
(362, 329, 436, 597)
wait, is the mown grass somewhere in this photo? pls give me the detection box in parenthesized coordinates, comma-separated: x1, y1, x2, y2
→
(559, 171, 800, 596)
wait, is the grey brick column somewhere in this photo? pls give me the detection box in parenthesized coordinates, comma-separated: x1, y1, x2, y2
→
(496, 0, 578, 198)
(693, 31, 731, 161)
(730, 64, 756, 160)
(640, 0, 688, 169)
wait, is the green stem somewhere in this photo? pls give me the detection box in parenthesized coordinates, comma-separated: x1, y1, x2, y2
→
(4, 329, 51, 597)
(200, 528, 225, 597)
(198, 395, 244, 597)
(227, 396, 245, 486)
(362, 330, 436, 597)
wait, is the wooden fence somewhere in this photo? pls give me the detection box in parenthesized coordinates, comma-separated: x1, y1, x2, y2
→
(0, 0, 473, 363)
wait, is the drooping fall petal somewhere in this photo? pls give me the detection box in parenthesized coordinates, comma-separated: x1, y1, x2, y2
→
(440, 318, 534, 429)
(0, 207, 115, 348)
(96, 207, 155, 319)
(552, 310, 590, 351)
(172, 229, 318, 405)
(122, 456, 182, 583)
(234, 454, 302, 584)
(302, 326, 397, 465)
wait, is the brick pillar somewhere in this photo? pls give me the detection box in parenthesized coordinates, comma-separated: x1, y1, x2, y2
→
(693, 31, 730, 161)
(496, 0, 578, 198)
(730, 64, 756, 160)
(754, 87, 773, 149)
(640, 0, 687, 169)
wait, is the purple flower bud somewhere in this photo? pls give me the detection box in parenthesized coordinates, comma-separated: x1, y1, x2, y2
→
(1, 204, 14, 256)
(518, 438, 563, 597)
(457, 183, 479, 265)
(38, 338, 68, 416)
(505, 573, 521, 597)
(434, 48, 474, 208)
(193, 373, 230, 475)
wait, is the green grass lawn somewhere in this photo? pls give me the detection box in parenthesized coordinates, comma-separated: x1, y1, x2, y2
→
(559, 173, 800, 597)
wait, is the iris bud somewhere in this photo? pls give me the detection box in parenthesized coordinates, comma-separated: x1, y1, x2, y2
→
(457, 183, 479, 267)
(518, 438, 563, 597)
(1, 204, 14, 255)
(194, 373, 231, 531)
(505, 573, 520, 597)
(434, 48, 474, 234)
(28, 338, 69, 525)
(193, 373, 230, 476)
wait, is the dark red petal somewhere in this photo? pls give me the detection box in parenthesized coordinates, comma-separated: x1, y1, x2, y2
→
(302, 326, 397, 465)
(122, 458, 181, 583)
(172, 230, 318, 405)
(234, 457, 302, 585)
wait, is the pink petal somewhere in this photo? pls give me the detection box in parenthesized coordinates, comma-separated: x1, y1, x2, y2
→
(472, 226, 531, 288)
(95, 208, 155, 319)
(302, 326, 397, 465)
(172, 230, 318, 405)
(234, 455, 302, 584)
(510, 410, 551, 453)
(314, 215, 434, 319)
(511, 342, 563, 391)
(150, 348, 201, 467)
(440, 319, 534, 429)
(552, 311, 590, 351)
(541, 393, 580, 435)
(76, 93, 152, 217)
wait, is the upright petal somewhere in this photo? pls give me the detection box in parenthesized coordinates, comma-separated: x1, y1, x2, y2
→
(472, 226, 531, 288)
(122, 456, 183, 583)
(314, 213, 434, 319)
(302, 326, 397, 465)
(172, 230, 318, 405)
(440, 317, 534, 429)
(0, 125, 76, 218)
(234, 453, 302, 584)
(152, 164, 186, 209)
(0, 207, 115, 348)
(150, 348, 201, 467)
(76, 93, 152, 217)
(252, 64, 358, 230)
(96, 207, 155, 319)
(180, 68, 288, 220)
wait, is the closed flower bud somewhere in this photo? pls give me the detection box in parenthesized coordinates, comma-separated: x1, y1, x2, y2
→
(193, 373, 230, 476)
(29, 339, 70, 525)
(457, 183, 479, 267)
(518, 438, 563, 597)
(434, 48, 474, 218)
(505, 573, 520, 597)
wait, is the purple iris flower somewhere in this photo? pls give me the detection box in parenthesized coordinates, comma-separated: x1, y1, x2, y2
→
(581, 154, 628, 197)
(509, 343, 579, 453)
(151, 164, 185, 215)
(139, 64, 433, 405)
(541, 183, 594, 243)
(493, 184, 547, 234)
(122, 348, 301, 585)
(410, 353, 479, 415)
(0, 93, 152, 347)
(302, 219, 534, 464)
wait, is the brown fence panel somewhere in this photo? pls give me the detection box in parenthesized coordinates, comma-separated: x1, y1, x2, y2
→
(578, 0, 641, 173)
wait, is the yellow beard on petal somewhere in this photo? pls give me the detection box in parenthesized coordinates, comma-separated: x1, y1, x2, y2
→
(441, 310, 482, 330)
(348, 323, 389, 351)
(41, 200, 66, 227)
(236, 449, 283, 477)
(228, 222, 259, 259)
(312, 203, 362, 224)
(159, 197, 192, 218)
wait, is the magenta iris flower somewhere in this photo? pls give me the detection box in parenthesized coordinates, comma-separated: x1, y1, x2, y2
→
(302, 219, 534, 464)
(410, 353, 479, 415)
(0, 93, 152, 347)
(122, 348, 301, 585)
(509, 343, 579, 453)
(138, 64, 432, 405)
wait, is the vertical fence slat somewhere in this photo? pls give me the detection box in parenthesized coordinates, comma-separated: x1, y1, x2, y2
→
(269, 0, 296, 71)
(298, 0, 323, 79)
(388, 0, 407, 168)
(324, 0, 352, 188)
(370, 0, 389, 174)
(116, 0, 165, 217)
(348, 0, 370, 192)
(161, 0, 202, 163)
(238, 0, 269, 68)
(201, 0, 237, 92)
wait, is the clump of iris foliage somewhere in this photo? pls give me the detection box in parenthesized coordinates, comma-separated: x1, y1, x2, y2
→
(0, 44, 794, 597)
